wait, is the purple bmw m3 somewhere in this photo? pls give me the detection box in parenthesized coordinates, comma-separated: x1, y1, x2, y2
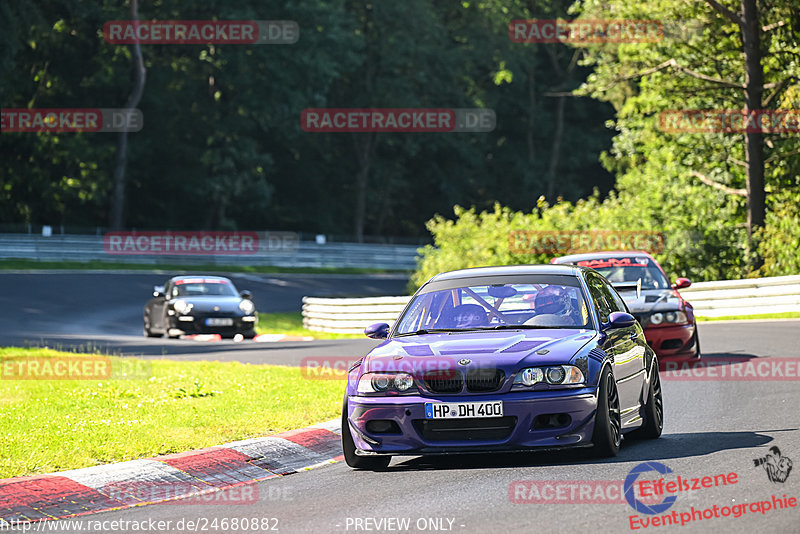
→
(341, 265, 663, 469)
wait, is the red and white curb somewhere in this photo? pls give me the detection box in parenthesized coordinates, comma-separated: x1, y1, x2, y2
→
(0, 420, 341, 525)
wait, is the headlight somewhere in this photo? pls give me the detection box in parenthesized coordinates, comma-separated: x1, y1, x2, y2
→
(649, 311, 688, 325)
(517, 367, 544, 386)
(239, 300, 255, 314)
(173, 299, 193, 315)
(666, 311, 688, 323)
(514, 365, 584, 387)
(546, 366, 566, 384)
(357, 372, 416, 394)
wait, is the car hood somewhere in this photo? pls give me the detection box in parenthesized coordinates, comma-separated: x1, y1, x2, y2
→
(615, 288, 685, 313)
(175, 296, 243, 313)
(364, 329, 597, 374)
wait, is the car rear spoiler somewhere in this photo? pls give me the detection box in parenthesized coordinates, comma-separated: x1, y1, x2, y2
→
(611, 279, 641, 300)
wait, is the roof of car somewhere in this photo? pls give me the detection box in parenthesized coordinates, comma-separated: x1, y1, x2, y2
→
(428, 264, 583, 282)
(169, 275, 233, 282)
(552, 250, 656, 264)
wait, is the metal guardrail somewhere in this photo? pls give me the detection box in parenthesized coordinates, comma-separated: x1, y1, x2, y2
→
(302, 275, 800, 333)
(0, 234, 419, 270)
(679, 274, 800, 317)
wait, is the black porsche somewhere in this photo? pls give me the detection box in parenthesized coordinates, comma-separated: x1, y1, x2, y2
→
(143, 276, 258, 338)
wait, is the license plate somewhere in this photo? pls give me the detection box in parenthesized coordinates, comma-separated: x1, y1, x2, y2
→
(205, 318, 233, 326)
(425, 401, 503, 419)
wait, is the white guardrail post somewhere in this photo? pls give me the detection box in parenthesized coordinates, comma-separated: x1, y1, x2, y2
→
(301, 275, 800, 333)
(678, 274, 800, 318)
(302, 296, 412, 334)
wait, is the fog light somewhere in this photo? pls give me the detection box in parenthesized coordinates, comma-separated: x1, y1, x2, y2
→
(365, 420, 400, 434)
(177, 316, 194, 322)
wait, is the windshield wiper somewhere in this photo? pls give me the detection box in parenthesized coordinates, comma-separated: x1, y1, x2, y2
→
(482, 324, 568, 330)
(394, 328, 461, 337)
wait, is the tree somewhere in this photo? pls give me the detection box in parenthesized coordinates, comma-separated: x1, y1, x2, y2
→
(575, 0, 800, 269)
(108, 0, 146, 229)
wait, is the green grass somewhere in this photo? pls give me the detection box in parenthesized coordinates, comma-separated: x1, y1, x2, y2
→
(257, 311, 364, 339)
(0, 258, 406, 275)
(0, 347, 345, 478)
(697, 311, 800, 321)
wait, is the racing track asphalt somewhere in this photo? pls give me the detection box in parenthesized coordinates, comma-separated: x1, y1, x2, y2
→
(2, 272, 800, 533)
(0, 271, 403, 364)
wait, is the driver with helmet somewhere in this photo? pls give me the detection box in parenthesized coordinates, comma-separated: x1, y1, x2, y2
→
(529, 285, 582, 326)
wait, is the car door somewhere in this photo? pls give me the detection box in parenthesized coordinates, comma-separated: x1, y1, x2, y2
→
(586, 273, 645, 427)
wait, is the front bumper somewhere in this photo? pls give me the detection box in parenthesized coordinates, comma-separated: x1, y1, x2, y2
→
(643, 323, 698, 362)
(167, 314, 257, 336)
(347, 388, 598, 455)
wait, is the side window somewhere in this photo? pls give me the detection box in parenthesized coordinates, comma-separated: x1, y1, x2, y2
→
(592, 274, 627, 314)
(605, 283, 629, 313)
(586, 275, 613, 323)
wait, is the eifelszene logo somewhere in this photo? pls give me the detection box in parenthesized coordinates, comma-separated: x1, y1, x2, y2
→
(753, 446, 793, 483)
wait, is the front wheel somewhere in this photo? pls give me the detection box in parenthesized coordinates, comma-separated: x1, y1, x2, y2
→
(693, 331, 701, 359)
(143, 316, 161, 338)
(627, 361, 663, 440)
(341, 399, 391, 470)
(591, 365, 621, 457)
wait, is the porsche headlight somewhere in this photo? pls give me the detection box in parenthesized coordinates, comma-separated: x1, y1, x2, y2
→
(239, 299, 255, 314)
(172, 299, 193, 315)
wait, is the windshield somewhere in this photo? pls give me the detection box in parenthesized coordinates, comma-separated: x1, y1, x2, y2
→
(576, 257, 670, 290)
(171, 279, 238, 297)
(395, 280, 591, 334)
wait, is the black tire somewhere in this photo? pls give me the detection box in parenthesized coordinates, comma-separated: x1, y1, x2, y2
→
(627, 361, 663, 440)
(591, 365, 621, 457)
(693, 331, 701, 359)
(341, 399, 391, 470)
(143, 316, 161, 338)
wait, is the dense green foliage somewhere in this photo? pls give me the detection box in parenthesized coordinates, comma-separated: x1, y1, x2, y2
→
(1, 0, 614, 238)
(412, 0, 800, 287)
(2, 1, 797, 279)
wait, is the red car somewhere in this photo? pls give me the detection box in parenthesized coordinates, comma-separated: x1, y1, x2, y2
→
(552, 251, 700, 366)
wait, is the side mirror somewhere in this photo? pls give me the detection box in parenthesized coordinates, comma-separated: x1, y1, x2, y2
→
(153, 285, 165, 298)
(240, 290, 253, 300)
(672, 278, 691, 290)
(602, 311, 636, 330)
(364, 322, 390, 339)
